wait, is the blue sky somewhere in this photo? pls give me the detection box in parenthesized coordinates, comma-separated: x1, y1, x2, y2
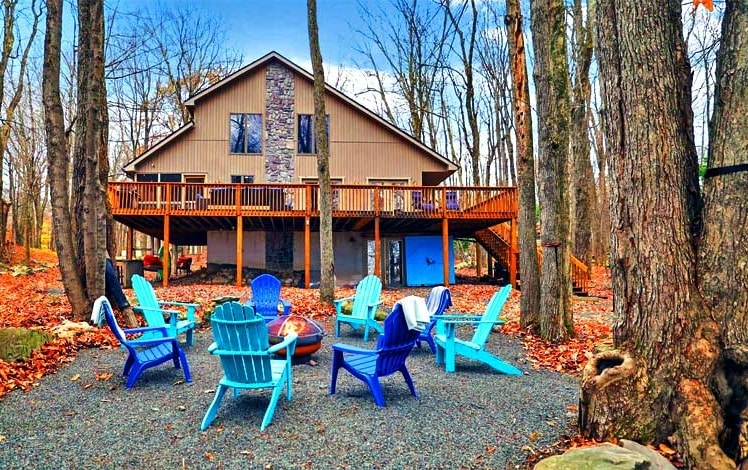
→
(116, 0, 367, 68)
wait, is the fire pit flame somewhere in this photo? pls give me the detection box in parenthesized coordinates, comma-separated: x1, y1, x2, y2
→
(267, 315, 325, 358)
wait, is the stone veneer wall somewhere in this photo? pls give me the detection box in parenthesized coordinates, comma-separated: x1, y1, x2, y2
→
(265, 62, 295, 183)
(265, 62, 295, 270)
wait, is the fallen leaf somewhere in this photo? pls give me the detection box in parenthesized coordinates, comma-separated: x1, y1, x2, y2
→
(658, 443, 677, 455)
(70, 374, 80, 382)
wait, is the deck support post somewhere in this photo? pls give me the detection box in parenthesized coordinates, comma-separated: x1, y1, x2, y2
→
(442, 217, 450, 286)
(509, 216, 518, 287)
(374, 217, 381, 279)
(304, 216, 311, 288)
(162, 215, 170, 287)
(236, 216, 243, 287)
(126, 227, 133, 259)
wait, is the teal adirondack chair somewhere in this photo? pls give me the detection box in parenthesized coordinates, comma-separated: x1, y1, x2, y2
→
(131, 274, 197, 346)
(200, 302, 297, 431)
(434, 284, 521, 375)
(334, 275, 383, 342)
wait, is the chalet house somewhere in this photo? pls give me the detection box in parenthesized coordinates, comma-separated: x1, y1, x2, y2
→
(111, 52, 523, 289)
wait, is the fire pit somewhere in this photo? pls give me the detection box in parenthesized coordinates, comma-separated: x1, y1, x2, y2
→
(267, 315, 325, 358)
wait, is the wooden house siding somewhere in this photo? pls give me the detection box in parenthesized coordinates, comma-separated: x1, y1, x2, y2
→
(132, 67, 267, 181)
(293, 76, 445, 185)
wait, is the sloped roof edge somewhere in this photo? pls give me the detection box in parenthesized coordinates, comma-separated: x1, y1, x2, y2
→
(122, 121, 195, 174)
(185, 51, 458, 173)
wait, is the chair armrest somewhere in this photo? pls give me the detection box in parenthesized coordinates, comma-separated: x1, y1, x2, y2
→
(331, 342, 377, 355)
(367, 300, 383, 311)
(207, 342, 218, 354)
(125, 336, 178, 347)
(280, 299, 292, 316)
(133, 305, 183, 328)
(434, 315, 505, 324)
(158, 300, 199, 322)
(122, 325, 170, 336)
(267, 333, 298, 356)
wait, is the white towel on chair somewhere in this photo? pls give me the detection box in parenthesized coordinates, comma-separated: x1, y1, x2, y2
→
(397, 295, 431, 331)
(91, 296, 107, 327)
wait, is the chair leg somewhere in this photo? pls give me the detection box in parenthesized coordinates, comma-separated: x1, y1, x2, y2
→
(123, 355, 135, 377)
(185, 328, 194, 347)
(329, 350, 342, 395)
(400, 366, 419, 398)
(366, 377, 386, 407)
(285, 363, 293, 401)
(261, 378, 286, 431)
(363, 324, 370, 342)
(426, 336, 436, 354)
(334, 319, 341, 337)
(200, 384, 229, 431)
(178, 348, 192, 383)
(125, 363, 145, 389)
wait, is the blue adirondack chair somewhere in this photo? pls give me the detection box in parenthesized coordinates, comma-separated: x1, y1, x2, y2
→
(93, 296, 192, 389)
(434, 284, 521, 375)
(247, 274, 291, 323)
(201, 302, 297, 431)
(415, 286, 453, 353)
(329, 301, 421, 407)
(131, 274, 197, 346)
(334, 275, 383, 342)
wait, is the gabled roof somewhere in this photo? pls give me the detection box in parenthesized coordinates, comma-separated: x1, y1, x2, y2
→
(127, 51, 457, 176)
(123, 121, 194, 175)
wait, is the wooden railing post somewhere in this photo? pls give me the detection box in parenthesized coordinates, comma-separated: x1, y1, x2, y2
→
(304, 216, 311, 288)
(442, 217, 450, 286)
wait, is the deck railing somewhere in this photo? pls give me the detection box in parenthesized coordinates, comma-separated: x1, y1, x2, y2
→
(108, 182, 517, 218)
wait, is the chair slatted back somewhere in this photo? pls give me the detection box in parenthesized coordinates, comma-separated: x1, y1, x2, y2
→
(210, 302, 274, 384)
(375, 304, 419, 376)
(131, 274, 166, 327)
(99, 297, 128, 343)
(250, 274, 283, 317)
(426, 286, 452, 316)
(471, 284, 512, 347)
(350, 275, 382, 320)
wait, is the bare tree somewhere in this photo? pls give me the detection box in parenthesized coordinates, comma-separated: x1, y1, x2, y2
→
(307, 0, 334, 304)
(531, 0, 573, 342)
(505, 0, 540, 329)
(0, 0, 42, 261)
(355, 0, 449, 148)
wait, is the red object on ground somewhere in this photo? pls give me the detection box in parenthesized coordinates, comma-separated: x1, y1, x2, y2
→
(143, 254, 162, 268)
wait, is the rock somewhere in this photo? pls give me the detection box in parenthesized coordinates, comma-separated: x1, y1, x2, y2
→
(50, 320, 94, 339)
(534, 443, 647, 470)
(619, 440, 677, 470)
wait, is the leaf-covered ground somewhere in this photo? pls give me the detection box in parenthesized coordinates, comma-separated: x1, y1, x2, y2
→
(0, 247, 614, 402)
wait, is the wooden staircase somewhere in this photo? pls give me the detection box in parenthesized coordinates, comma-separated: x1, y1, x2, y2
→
(474, 223, 589, 295)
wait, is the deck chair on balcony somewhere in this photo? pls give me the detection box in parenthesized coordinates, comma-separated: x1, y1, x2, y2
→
(329, 299, 422, 407)
(92, 296, 192, 389)
(415, 286, 453, 354)
(434, 284, 521, 375)
(131, 274, 197, 346)
(247, 274, 292, 323)
(445, 191, 460, 211)
(200, 302, 297, 431)
(334, 274, 383, 342)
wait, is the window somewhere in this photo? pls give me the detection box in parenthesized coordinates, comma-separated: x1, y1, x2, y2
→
(230, 175, 255, 184)
(297, 114, 329, 154)
(230, 113, 262, 154)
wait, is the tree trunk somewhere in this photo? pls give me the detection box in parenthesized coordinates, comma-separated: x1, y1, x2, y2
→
(582, 1, 732, 468)
(43, 0, 88, 318)
(530, 0, 573, 342)
(75, 0, 108, 310)
(568, 0, 595, 270)
(307, 0, 335, 304)
(505, 0, 540, 329)
(699, 1, 748, 465)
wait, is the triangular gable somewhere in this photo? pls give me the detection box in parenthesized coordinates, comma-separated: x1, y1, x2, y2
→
(123, 121, 194, 175)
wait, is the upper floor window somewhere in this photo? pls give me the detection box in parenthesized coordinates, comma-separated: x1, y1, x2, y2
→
(297, 114, 329, 154)
(230, 175, 255, 184)
(230, 113, 262, 154)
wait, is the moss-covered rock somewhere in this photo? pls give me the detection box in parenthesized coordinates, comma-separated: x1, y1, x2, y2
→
(340, 300, 354, 315)
(0, 327, 55, 362)
(374, 310, 388, 322)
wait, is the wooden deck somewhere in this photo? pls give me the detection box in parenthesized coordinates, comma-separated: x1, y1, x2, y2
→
(108, 182, 518, 245)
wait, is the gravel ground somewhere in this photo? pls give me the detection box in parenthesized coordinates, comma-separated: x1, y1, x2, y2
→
(0, 319, 578, 469)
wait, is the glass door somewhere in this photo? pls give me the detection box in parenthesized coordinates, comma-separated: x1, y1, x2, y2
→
(385, 239, 403, 287)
